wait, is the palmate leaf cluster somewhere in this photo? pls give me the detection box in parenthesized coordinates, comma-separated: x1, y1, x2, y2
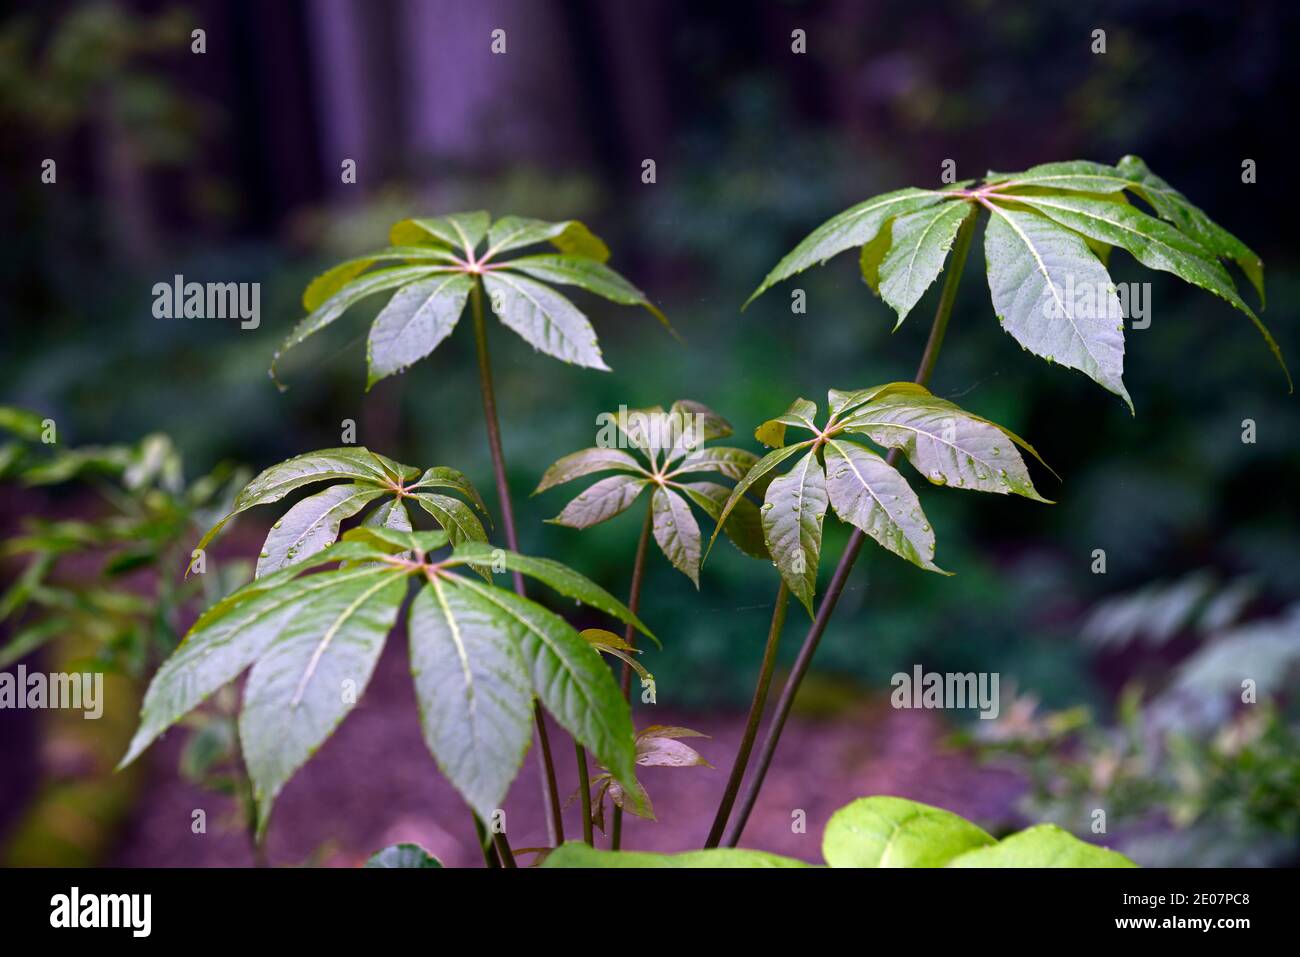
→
(273, 212, 670, 388)
(542, 795, 1135, 868)
(747, 157, 1288, 410)
(535, 400, 769, 586)
(191, 446, 490, 579)
(709, 383, 1050, 614)
(121, 524, 656, 834)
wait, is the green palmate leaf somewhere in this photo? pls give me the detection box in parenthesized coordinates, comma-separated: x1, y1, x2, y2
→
(411, 493, 488, 547)
(410, 466, 489, 515)
(542, 842, 809, 868)
(446, 576, 640, 806)
(240, 569, 407, 833)
(452, 542, 655, 642)
(484, 215, 610, 261)
(839, 394, 1048, 501)
(677, 481, 768, 559)
(302, 246, 461, 312)
(501, 254, 672, 334)
(366, 272, 474, 388)
(533, 448, 644, 494)
(672, 446, 758, 480)
(342, 525, 446, 555)
(982, 202, 1132, 410)
(878, 200, 975, 327)
(823, 438, 944, 573)
(273, 265, 447, 384)
(651, 486, 702, 588)
(361, 498, 412, 532)
(705, 441, 813, 558)
(119, 561, 402, 769)
(1116, 155, 1265, 306)
(826, 382, 928, 419)
(947, 824, 1137, 868)
(389, 211, 490, 255)
(664, 399, 733, 462)
(1005, 191, 1290, 390)
(482, 271, 609, 370)
(744, 187, 947, 307)
(760, 451, 828, 615)
(408, 577, 534, 820)
(547, 474, 648, 528)
(823, 797, 995, 867)
(256, 483, 386, 577)
(364, 843, 443, 868)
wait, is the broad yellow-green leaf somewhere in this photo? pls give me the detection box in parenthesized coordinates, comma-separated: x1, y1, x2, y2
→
(754, 397, 818, 449)
(240, 569, 407, 833)
(502, 254, 671, 333)
(878, 200, 974, 328)
(302, 246, 461, 312)
(822, 796, 995, 867)
(827, 382, 929, 420)
(547, 474, 648, 528)
(408, 577, 533, 820)
(760, 450, 828, 615)
(410, 466, 489, 516)
(366, 272, 474, 388)
(947, 824, 1137, 868)
(543, 842, 809, 868)
(411, 492, 488, 546)
(823, 438, 944, 573)
(482, 271, 609, 371)
(983, 202, 1131, 410)
(651, 486, 702, 587)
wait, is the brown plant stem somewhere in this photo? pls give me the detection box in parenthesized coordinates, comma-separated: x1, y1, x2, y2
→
(610, 494, 655, 848)
(703, 579, 790, 848)
(723, 210, 977, 847)
(575, 744, 594, 845)
(471, 279, 564, 846)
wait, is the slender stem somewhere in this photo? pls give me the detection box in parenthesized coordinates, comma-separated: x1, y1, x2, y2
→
(471, 279, 564, 846)
(703, 580, 789, 848)
(494, 829, 517, 868)
(575, 744, 594, 845)
(474, 814, 500, 868)
(723, 210, 977, 846)
(610, 494, 655, 849)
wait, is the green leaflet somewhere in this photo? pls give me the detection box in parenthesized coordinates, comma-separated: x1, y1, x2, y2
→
(547, 473, 648, 528)
(484, 215, 610, 261)
(501, 254, 672, 334)
(408, 577, 534, 821)
(273, 265, 447, 385)
(754, 397, 819, 448)
(482, 271, 609, 370)
(947, 824, 1137, 868)
(878, 200, 974, 328)
(366, 272, 474, 388)
(705, 441, 813, 558)
(744, 187, 946, 307)
(240, 569, 408, 833)
(364, 843, 443, 868)
(672, 446, 758, 481)
(1116, 155, 1265, 307)
(411, 492, 489, 547)
(822, 796, 996, 867)
(839, 394, 1049, 501)
(256, 483, 386, 577)
(676, 482, 767, 560)
(452, 542, 655, 642)
(446, 576, 641, 809)
(533, 447, 645, 494)
(651, 485, 702, 587)
(827, 382, 929, 420)
(984, 159, 1134, 194)
(543, 843, 810, 868)
(302, 246, 461, 312)
(389, 211, 490, 255)
(760, 450, 828, 615)
(983, 203, 1132, 410)
(410, 466, 490, 515)
(1006, 191, 1290, 390)
(823, 438, 944, 573)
